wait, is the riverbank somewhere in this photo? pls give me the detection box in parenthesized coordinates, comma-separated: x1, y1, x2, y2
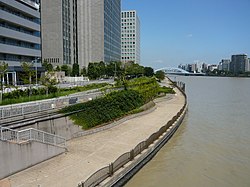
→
(1, 79, 185, 187)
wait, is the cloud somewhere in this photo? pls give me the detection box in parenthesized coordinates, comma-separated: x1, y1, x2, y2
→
(154, 60, 164, 64)
(187, 34, 193, 38)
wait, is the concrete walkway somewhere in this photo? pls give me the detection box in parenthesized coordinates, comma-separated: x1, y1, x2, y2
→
(1, 79, 185, 187)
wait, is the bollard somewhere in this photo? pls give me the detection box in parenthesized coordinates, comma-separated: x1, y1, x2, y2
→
(109, 163, 114, 176)
(130, 149, 134, 161)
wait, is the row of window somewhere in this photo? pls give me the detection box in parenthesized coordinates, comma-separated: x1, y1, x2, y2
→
(121, 34, 136, 37)
(0, 37, 40, 50)
(0, 21, 40, 37)
(122, 22, 135, 26)
(0, 53, 34, 62)
(122, 26, 136, 29)
(44, 58, 60, 64)
(122, 30, 135, 34)
(121, 11, 135, 18)
(0, 4, 40, 24)
(122, 49, 136, 52)
(122, 42, 136, 45)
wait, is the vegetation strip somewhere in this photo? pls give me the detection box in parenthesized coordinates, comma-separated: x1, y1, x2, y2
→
(60, 77, 175, 130)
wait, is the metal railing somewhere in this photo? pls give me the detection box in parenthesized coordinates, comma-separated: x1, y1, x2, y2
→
(0, 127, 66, 148)
(78, 83, 187, 187)
(0, 90, 102, 120)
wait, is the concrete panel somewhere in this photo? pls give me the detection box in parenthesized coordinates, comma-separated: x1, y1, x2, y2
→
(0, 140, 65, 179)
(20, 116, 84, 141)
(0, 43, 41, 57)
(0, 0, 40, 18)
(0, 9, 40, 31)
(0, 27, 40, 44)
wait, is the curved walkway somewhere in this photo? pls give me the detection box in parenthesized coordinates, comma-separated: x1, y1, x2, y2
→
(1, 79, 185, 187)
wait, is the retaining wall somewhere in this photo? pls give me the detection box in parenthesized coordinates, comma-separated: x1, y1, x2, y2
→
(0, 140, 65, 179)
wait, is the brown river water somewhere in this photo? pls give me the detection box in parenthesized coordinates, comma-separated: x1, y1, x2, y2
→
(125, 76, 250, 187)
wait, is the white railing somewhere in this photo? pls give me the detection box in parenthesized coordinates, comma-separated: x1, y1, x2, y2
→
(0, 127, 66, 148)
(0, 90, 102, 119)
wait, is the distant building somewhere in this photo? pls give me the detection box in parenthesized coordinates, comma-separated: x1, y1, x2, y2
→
(121, 10, 140, 64)
(246, 58, 250, 72)
(41, 0, 77, 66)
(208, 64, 218, 72)
(230, 54, 248, 75)
(0, 0, 42, 85)
(219, 59, 230, 71)
(77, 0, 121, 68)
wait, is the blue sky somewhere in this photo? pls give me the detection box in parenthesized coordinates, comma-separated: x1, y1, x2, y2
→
(122, 0, 250, 69)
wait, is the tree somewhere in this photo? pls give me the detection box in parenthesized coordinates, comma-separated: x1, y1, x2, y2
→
(87, 62, 101, 79)
(99, 61, 106, 77)
(61, 64, 71, 76)
(21, 62, 35, 96)
(42, 60, 53, 71)
(55, 65, 61, 71)
(81, 67, 87, 76)
(40, 71, 58, 96)
(144, 67, 154, 77)
(125, 62, 144, 78)
(155, 70, 165, 81)
(0, 61, 8, 104)
(71, 63, 79, 76)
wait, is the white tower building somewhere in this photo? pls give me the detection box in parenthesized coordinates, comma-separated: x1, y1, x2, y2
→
(121, 10, 140, 64)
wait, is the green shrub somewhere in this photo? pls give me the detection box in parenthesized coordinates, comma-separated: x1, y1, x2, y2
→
(60, 90, 144, 129)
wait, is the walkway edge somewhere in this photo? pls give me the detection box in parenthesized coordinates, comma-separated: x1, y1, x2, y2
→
(102, 105, 187, 187)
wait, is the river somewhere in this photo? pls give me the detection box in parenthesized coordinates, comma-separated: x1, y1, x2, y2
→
(125, 76, 250, 187)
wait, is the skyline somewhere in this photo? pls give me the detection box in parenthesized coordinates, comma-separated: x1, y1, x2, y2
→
(122, 0, 250, 69)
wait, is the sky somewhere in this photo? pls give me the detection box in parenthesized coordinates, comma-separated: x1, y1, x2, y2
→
(122, 0, 250, 69)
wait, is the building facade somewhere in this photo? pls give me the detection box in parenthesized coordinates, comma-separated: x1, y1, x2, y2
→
(41, 0, 77, 67)
(121, 10, 140, 64)
(77, 0, 121, 68)
(0, 0, 41, 85)
(230, 54, 248, 75)
(218, 59, 230, 71)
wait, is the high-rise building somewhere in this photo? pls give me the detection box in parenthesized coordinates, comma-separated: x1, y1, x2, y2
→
(77, 0, 121, 68)
(41, 0, 77, 66)
(230, 54, 248, 75)
(0, 0, 41, 85)
(219, 59, 230, 71)
(121, 10, 140, 64)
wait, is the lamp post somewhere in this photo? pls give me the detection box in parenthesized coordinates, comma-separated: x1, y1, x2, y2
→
(35, 58, 38, 86)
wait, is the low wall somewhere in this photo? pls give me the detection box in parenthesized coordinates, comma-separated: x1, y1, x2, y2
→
(20, 116, 84, 141)
(0, 140, 65, 179)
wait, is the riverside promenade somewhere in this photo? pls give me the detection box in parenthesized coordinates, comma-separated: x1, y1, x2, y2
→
(0, 79, 185, 187)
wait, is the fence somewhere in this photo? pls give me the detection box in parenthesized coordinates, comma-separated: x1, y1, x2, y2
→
(0, 90, 102, 120)
(0, 126, 66, 148)
(78, 82, 187, 187)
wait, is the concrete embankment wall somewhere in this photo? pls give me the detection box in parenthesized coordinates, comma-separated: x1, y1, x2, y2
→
(0, 141, 65, 179)
(21, 116, 83, 141)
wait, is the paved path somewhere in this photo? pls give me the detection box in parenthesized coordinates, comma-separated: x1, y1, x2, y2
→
(1, 79, 185, 187)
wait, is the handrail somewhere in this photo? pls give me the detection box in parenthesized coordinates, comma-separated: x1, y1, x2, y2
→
(0, 126, 66, 148)
(0, 90, 102, 120)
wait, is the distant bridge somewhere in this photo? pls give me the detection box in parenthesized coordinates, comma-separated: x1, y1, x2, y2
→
(155, 67, 205, 76)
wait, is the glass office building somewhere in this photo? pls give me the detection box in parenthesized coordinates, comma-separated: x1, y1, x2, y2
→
(77, 0, 121, 68)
